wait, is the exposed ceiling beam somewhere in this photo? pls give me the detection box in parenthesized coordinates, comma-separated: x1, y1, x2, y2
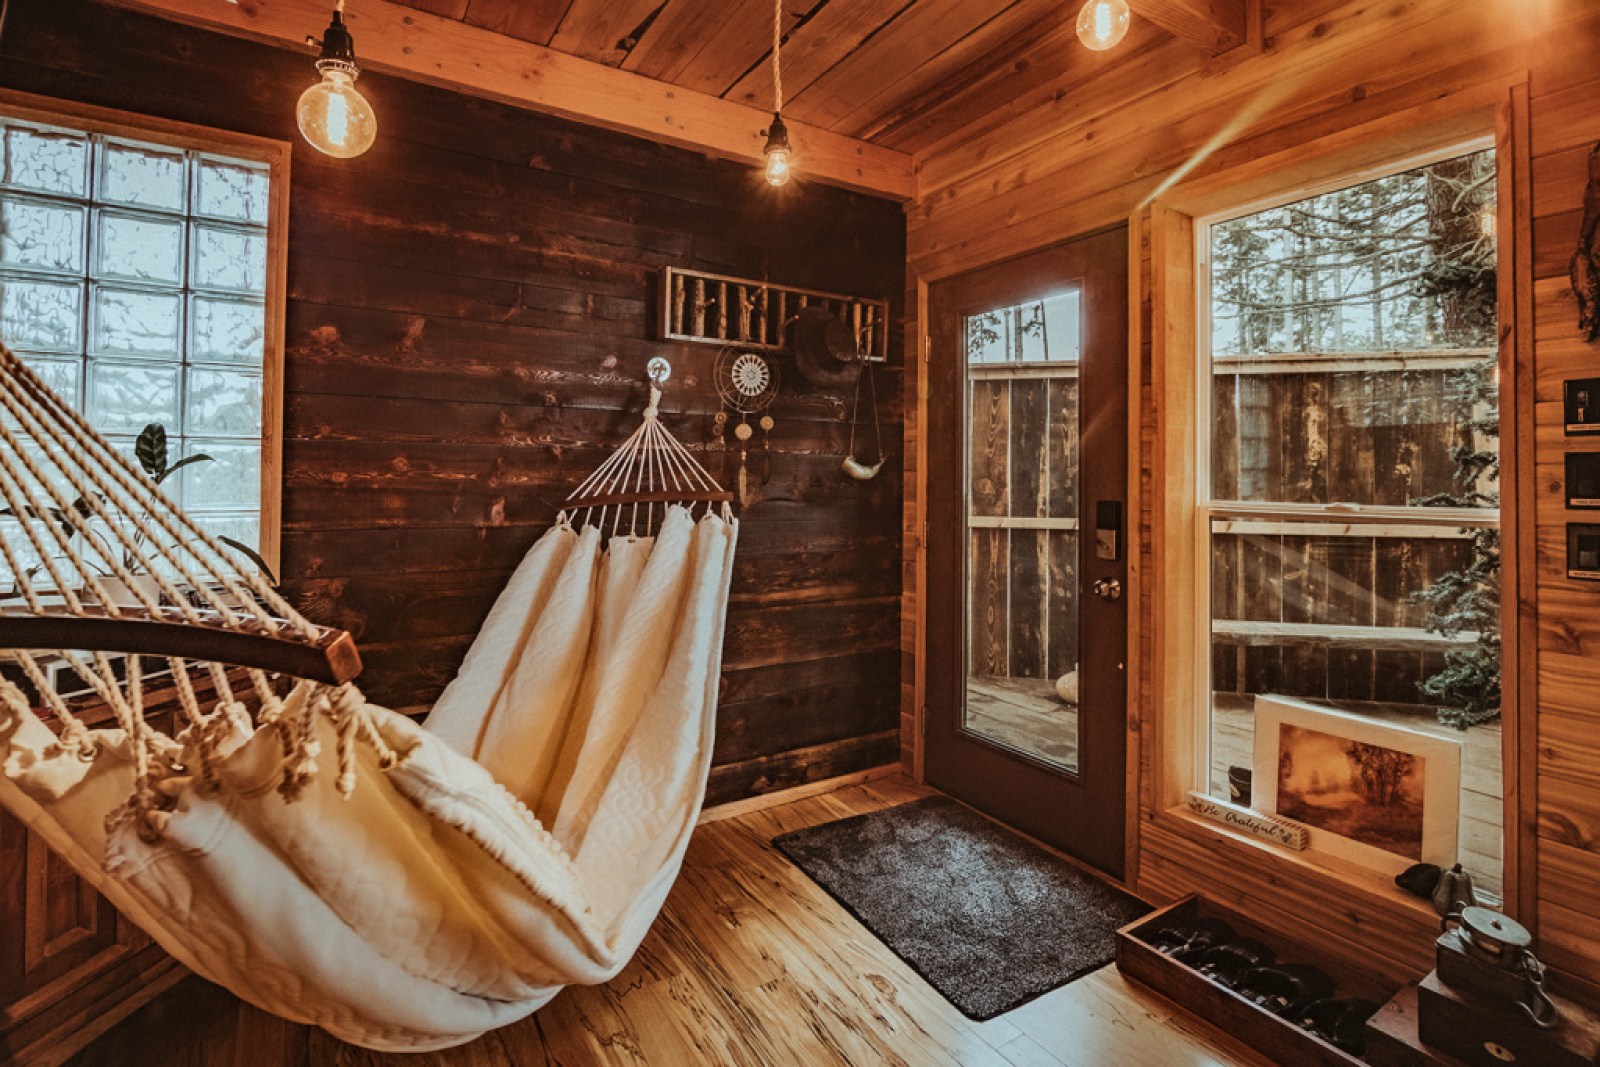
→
(102, 0, 914, 200)
(1129, 0, 1258, 54)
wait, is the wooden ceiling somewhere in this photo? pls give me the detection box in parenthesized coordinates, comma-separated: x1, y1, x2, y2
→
(110, 0, 1256, 199)
(382, 0, 1244, 155)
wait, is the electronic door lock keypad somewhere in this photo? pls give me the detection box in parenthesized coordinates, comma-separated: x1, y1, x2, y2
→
(1095, 500, 1122, 562)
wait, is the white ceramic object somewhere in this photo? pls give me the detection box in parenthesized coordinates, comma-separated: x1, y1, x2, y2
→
(94, 573, 162, 608)
(1054, 669, 1079, 705)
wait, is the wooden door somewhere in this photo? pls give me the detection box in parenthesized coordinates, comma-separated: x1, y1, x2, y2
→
(925, 226, 1130, 877)
(0, 688, 190, 1064)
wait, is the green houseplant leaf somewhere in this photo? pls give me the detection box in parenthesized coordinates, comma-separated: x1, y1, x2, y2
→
(219, 536, 278, 586)
(135, 423, 168, 480)
(159, 453, 215, 484)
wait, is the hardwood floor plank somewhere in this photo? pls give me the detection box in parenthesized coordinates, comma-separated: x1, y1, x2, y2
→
(70, 775, 1261, 1067)
(997, 1030, 1071, 1067)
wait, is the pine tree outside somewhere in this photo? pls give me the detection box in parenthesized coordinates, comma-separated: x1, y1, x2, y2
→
(1201, 148, 1503, 894)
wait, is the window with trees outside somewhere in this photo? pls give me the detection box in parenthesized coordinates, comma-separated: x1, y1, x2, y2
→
(1199, 148, 1502, 896)
(0, 103, 281, 603)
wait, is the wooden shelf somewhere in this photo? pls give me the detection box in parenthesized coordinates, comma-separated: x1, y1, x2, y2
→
(659, 266, 890, 361)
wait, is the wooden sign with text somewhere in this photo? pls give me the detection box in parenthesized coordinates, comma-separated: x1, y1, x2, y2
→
(1186, 791, 1309, 851)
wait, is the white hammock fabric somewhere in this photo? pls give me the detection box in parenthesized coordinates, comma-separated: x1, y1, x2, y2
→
(0, 345, 739, 1051)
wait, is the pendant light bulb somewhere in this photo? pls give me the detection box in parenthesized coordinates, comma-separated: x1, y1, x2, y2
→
(1076, 0, 1130, 51)
(763, 112, 792, 187)
(761, 0, 793, 187)
(298, 1, 377, 159)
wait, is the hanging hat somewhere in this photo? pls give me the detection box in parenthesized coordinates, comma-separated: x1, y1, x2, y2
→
(792, 305, 861, 389)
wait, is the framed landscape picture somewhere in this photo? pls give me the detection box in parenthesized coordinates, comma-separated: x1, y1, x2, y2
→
(1251, 695, 1462, 877)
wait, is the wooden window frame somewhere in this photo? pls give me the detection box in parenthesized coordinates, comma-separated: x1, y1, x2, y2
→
(0, 87, 290, 574)
(1142, 90, 1534, 932)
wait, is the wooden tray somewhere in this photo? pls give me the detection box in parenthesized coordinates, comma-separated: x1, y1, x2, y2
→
(1116, 894, 1398, 1067)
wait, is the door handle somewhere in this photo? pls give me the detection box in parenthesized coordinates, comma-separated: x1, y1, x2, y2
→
(1091, 577, 1122, 601)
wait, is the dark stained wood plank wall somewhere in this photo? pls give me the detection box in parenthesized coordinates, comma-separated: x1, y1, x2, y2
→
(1, 0, 907, 807)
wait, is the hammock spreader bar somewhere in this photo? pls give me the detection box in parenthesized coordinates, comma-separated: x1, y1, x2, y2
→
(0, 606, 362, 686)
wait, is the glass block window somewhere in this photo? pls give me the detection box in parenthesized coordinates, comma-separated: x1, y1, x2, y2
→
(0, 115, 271, 556)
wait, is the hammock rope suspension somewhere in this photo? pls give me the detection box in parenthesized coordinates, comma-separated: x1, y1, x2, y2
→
(0, 342, 369, 823)
(560, 356, 733, 539)
(0, 352, 298, 631)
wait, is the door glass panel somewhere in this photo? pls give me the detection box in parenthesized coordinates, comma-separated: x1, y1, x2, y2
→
(964, 290, 1082, 772)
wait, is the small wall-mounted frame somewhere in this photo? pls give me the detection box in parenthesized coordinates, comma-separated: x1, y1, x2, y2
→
(1568, 452, 1600, 508)
(1564, 378, 1600, 435)
(659, 266, 889, 362)
(1567, 523, 1600, 580)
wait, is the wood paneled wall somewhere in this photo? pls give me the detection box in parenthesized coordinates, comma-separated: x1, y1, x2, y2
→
(906, 0, 1600, 992)
(0, 0, 907, 807)
(1523, 14, 1600, 993)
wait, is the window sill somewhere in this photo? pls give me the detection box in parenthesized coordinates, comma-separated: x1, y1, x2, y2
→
(1151, 802, 1441, 925)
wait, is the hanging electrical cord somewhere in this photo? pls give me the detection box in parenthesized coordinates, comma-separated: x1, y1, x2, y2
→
(772, 0, 783, 115)
(761, 0, 792, 186)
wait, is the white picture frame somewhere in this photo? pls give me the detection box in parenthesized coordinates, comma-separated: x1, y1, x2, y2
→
(1251, 695, 1462, 877)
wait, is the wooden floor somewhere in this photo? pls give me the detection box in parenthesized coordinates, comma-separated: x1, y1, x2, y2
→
(67, 776, 1266, 1067)
(965, 675, 1079, 771)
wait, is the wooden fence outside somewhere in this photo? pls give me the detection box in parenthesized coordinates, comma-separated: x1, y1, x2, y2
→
(968, 355, 1496, 712)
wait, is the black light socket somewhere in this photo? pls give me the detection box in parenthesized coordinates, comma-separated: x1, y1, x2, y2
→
(309, 6, 359, 73)
(763, 111, 791, 156)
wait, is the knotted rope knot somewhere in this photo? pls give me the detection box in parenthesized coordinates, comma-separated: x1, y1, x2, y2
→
(0, 678, 25, 734)
(257, 691, 285, 723)
(275, 688, 326, 801)
(221, 700, 253, 736)
(644, 384, 662, 419)
(277, 739, 321, 802)
(331, 684, 398, 773)
(329, 683, 366, 798)
(256, 697, 285, 726)
(177, 709, 235, 795)
(131, 774, 165, 843)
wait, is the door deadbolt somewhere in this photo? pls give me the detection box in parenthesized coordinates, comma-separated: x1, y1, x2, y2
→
(1091, 578, 1122, 601)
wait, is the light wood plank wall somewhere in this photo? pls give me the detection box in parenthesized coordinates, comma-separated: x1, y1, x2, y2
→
(1524, 11, 1600, 993)
(904, 0, 1600, 992)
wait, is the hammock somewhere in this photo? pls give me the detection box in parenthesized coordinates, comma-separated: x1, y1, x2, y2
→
(0, 347, 737, 1051)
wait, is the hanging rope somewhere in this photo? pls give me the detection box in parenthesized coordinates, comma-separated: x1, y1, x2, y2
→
(558, 359, 732, 538)
(772, 0, 783, 114)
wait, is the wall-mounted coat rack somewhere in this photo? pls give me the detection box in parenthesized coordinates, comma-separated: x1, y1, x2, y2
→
(659, 267, 889, 363)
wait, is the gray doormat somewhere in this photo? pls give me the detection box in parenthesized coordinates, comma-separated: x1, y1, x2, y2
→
(772, 795, 1149, 1020)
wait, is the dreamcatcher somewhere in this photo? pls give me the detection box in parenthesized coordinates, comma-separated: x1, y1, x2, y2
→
(712, 346, 779, 507)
